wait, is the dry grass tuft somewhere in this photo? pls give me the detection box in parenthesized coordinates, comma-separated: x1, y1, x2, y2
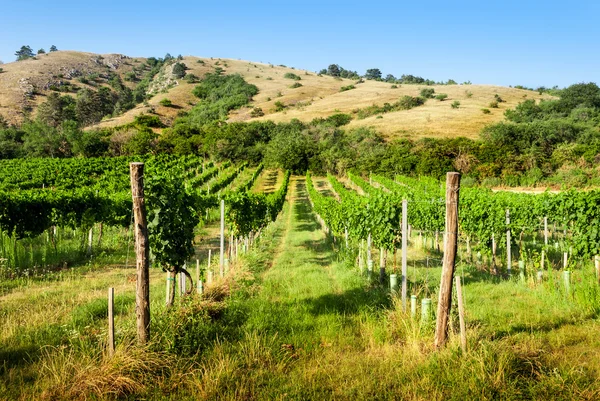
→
(39, 342, 174, 400)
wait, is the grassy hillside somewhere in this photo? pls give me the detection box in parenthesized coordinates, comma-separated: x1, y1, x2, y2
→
(0, 51, 145, 125)
(0, 51, 554, 139)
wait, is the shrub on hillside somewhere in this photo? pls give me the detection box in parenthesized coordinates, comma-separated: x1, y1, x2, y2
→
(451, 101, 460, 109)
(481, 108, 491, 114)
(340, 85, 356, 92)
(250, 107, 264, 117)
(159, 98, 173, 107)
(284, 72, 301, 80)
(134, 114, 165, 128)
(435, 93, 448, 101)
(173, 62, 187, 79)
(289, 82, 303, 89)
(420, 88, 435, 98)
(397, 95, 425, 109)
(274, 101, 286, 112)
(489, 101, 499, 108)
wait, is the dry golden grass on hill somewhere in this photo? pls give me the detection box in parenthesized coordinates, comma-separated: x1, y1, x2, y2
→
(0, 51, 144, 125)
(114, 56, 553, 139)
(1, 52, 556, 139)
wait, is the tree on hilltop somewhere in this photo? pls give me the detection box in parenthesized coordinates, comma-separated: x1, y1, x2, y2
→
(37, 48, 45, 55)
(365, 68, 382, 80)
(15, 45, 34, 61)
(49, 45, 58, 52)
(327, 64, 341, 77)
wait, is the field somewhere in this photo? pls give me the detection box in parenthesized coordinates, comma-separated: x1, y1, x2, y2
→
(2, 157, 600, 400)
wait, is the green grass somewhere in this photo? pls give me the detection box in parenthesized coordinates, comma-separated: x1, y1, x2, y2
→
(1, 176, 600, 400)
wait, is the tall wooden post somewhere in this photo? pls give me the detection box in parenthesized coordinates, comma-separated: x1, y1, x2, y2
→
(434, 172, 460, 349)
(130, 162, 150, 344)
(220, 199, 225, 277)
(544, 217, 548, 246)
(401, 199, 408, 311)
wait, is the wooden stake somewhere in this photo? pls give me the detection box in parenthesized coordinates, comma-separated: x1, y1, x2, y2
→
(455, 276, 467, 354)
(595, 255, 600, 284)
(220, 200, 225, 277)
(434, 172, 460, 349)
(108, 287, 115, 357)
(401, 199, 408, 311)
(544, 217, 548, 246)
(506, 209, 512, 276)
(130, 162, 150, 344)
(379, 248, 386, 285)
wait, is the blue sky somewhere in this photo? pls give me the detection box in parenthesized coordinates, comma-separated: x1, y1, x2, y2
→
(1, 1, 598, 88)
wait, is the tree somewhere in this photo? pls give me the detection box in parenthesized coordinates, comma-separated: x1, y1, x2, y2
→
(15, 45, 34, 61)
(37, 48, 45, 55)
(49, 45, 58, 52)
(145, 171, 198, 306)
(37, 93, 76, 127)
(365, 68, 382, 80)
(172, 62, 186, 79)
(327, 64, 341, 77)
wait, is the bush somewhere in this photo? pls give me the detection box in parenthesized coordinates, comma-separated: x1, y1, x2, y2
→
(494, 94, 505, 103)
(489, 101, 499, 108)
(420, 88, 435, 98)
(435, 93, 448, 101)
(397, 96, 425, 110)
(465, 90, 473, 98)
(481, 108, 491, 114)
(284, 72, 301, 80)
(274, 101, 286, 112)
(340, 85, 355, 92)
(390, 84, 398, 89)
(250, 107, 264, 117)
(196, 60, 205, 64)
(289, 82, 302, 89)
(172, 62, 187, 79)
(183, 74, 199, 83)
(451, 101, 461, 109)
(325, 113, 352, 127)
(134, 114, 165, 128)
(159, 98, 173, 107)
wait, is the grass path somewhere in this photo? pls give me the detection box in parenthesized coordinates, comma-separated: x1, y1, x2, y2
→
(243, 176, 387, 347)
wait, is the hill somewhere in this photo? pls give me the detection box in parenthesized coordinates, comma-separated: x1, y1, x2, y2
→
(0, 51, 554, 139)
(0, 50, 144, 124)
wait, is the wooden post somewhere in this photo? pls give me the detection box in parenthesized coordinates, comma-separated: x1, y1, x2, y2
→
(491, 233, 497, 274)
(563, 252, 568, 269)
(506, 209, 512, 276)
(108, 287, 115, 357)
(401, 199, 408, 311)
(455, 276, 467, 354)
(434, 172, 460, 349)
(544, 217, 548, 246)
(130, 162, 150, 344)
(220, 200, 225, 277)
(595, 255, 600, 284)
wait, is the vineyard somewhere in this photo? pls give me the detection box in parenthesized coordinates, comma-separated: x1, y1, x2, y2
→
(2, 162, 600, 399)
